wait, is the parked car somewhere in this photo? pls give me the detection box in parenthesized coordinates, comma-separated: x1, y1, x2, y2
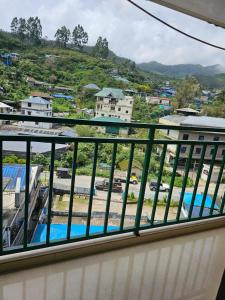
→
(149, 181, 170, 192)
(56, 168, 71, 178)
(95, 179, 123, 193)
(114, 174, 138, 185)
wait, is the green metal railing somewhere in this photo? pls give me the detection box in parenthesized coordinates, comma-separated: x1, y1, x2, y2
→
(0, 114, 225, 255)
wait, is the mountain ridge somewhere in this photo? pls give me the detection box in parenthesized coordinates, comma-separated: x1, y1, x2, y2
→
(137, 61, 225, 77)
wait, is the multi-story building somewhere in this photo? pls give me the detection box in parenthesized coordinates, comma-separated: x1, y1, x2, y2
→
(95, 88, 134, 122)
(159, 115, 225, 165)
(20, 96, 53, 129)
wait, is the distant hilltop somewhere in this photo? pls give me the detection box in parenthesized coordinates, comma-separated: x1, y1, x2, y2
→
(137, 61, 225, 78)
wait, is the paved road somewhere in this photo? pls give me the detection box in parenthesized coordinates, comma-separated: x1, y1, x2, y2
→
(51, 174, 180, 201)
(40, 172, 225, 203)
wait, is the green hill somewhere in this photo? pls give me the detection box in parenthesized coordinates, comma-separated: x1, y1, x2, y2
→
(138, 61, 225, 78)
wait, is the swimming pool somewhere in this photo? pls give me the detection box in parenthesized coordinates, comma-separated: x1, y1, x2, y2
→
(32, 224, 118, 243)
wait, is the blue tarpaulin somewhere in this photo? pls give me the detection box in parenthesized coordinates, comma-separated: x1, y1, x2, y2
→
(32, 224, 118, 243)
(52, 94, 74, 100)
(183, 192, 219, 217)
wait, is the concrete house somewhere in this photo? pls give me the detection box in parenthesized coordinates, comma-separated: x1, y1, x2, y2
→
(0, 102, 13, 125)
(20, 97, 53, 129)
(95, 88, 134, 122)
(159, 115, 225, 165)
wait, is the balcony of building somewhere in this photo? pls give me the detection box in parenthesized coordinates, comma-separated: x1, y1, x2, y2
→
(0, 114, 224, 299)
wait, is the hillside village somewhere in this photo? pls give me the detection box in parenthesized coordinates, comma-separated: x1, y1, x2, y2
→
(0, 17, 225, 248)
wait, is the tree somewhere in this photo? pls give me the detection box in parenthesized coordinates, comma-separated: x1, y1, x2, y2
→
(17, 18, 27, 41)
(27, 17, 42, 44)
(216, 89, 225, 104)
(55, 26, 70, 48)
(93, 37, 109, 58)
(72, 25, 88, 50)
(11, 17, 19, 34)
(176, 77, 200, 108)
(202, 88, 225, 117)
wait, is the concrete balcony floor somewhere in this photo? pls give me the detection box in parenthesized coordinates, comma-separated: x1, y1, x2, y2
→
(0, 227, 225, 300)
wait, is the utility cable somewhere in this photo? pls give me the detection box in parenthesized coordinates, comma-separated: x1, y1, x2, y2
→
(127, 0, 225, 51)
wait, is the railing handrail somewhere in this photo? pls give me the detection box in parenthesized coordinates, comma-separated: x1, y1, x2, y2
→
(1, 134, 225, 146)
(0, 113, 225, 133)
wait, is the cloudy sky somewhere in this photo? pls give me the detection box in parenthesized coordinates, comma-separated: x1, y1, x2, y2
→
(0, 0, 225, 66)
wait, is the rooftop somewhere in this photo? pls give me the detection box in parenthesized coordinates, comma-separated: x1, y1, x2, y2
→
(161, 115, 225, 129)
(91, 116, 126, 123)
(3, 141, 67, 155)
(83, 83, 100, 90)
(0, 102, 13, 109)
(95, 88, 125, 100)
(21, 97, 50, 105)
(182, 116, 225, 129)
(31, 92, 52, 100)
(3, 165, 27, 191)
(160, 115, 187, 124)
(176, 107, 200, 114)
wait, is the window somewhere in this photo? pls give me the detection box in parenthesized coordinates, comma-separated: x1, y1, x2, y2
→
(47, 104, 49, 109)
(210, 148, 215, 156)
(181, 147, 187, 153)
(111, 106, 115, 111)
(195, 148, 202, 155)
(183, 134, 189, 140)
(126, 110, 129, 114)
(198, 136, 204, 141)
(130, 101, 133, 104)
(101, 114, 104, 116)
(35, 122, 39, 125)
(28, 103, 32, 107)
(118, 107, 121, 111)
(28, 111, 31, 116)
(222, 150, 225, 156)
(214, 136, 220, 141)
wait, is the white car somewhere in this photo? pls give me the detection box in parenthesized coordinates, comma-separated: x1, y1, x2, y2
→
(149, 181, 170, 192)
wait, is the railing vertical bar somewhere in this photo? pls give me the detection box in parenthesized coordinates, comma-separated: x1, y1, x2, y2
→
(0, 141, 3, 253)
(176, 144, 194, 221)
(135, 128, 155, 232)
(46, 143, 55, 245)
(120, 143, 135, 231)
(86, 143, 98, 237)
(150, 143, 167, 225)
(103, 143, 117, 234)
(210, 151, 225, 216)
(199, 145, 218, 217)
(67, 142, 78, 240)
(24, 141, 31, 248)
(164, 144, 180, 223)
(188, 145, 207, 219)
(220, 193, 225, 214)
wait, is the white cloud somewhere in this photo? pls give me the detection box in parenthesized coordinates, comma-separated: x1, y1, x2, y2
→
(0, 0, 225, 65)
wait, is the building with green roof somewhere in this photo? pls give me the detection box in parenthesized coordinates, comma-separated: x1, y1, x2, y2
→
(95, 88, 134, 124)
(91, 116, 129, 135)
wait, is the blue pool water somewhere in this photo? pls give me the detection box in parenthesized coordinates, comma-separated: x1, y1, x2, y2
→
(32, 224, 118, 243)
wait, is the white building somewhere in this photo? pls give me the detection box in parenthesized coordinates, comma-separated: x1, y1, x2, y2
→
(146, 96, 171, 106)
(0, 102, 13, 125)
(159, 115, 225, 165)
(95, 88, 134, 122)
(21, 97, 53, 129)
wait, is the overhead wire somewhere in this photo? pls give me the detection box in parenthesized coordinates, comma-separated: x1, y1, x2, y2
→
(127, 0, 225, 51)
